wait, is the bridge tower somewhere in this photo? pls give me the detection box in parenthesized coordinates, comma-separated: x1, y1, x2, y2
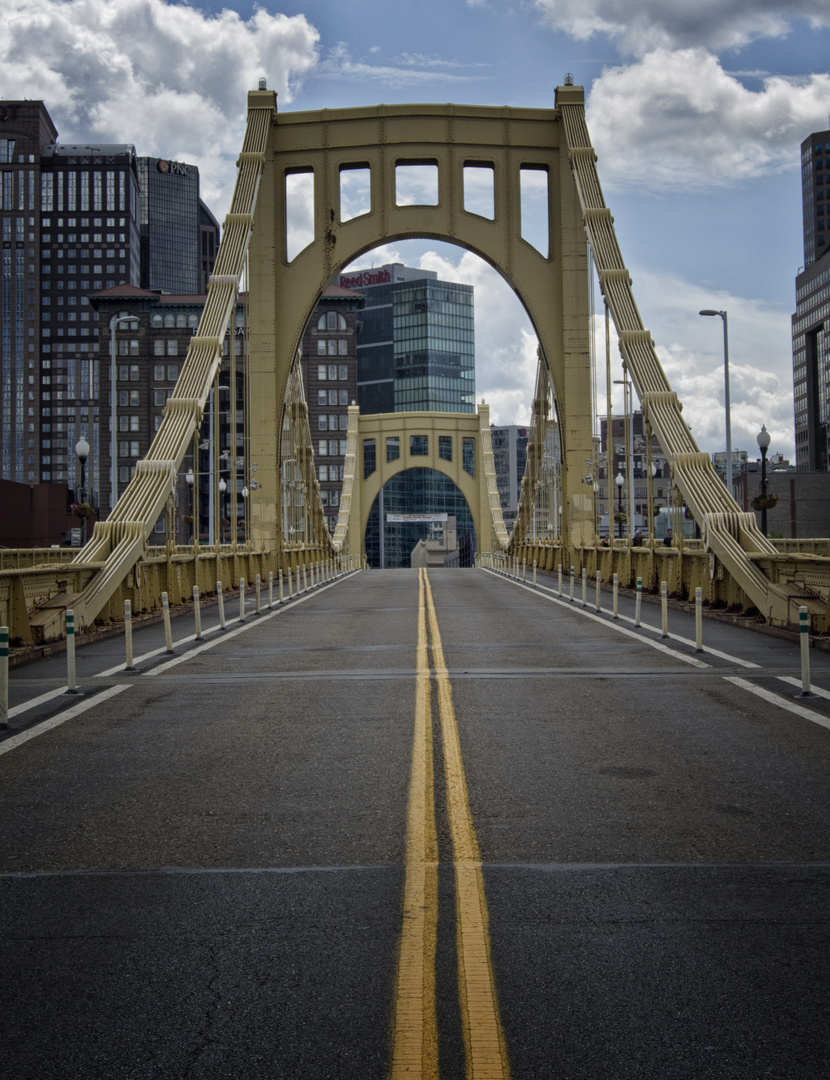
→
(245, 84, 596, 554)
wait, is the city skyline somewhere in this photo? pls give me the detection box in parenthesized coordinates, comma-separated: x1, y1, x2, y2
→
(4, 1, 830, 459)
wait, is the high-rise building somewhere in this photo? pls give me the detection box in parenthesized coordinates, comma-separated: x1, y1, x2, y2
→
(136, 156, 218, 294)
(89, 285, 246, 525)
(0, 99, 218, 504)
(490, 424, 528, 529)
(333, 263, 477, 566)
(299, 285, 364, 537)
(337, 263, 476, 416)
(793, 128, 830, 471)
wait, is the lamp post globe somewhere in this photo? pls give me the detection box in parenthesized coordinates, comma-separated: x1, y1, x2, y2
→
(615, 471, 625, 539)
(75, 436, 91, 546)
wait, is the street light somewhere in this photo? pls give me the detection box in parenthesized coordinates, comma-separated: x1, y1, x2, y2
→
(75, 436, 90, 545)
(757, 424, 771, 536)
(699, 309, 733, 497)
(109, 312, 136, 514)
(615, 471, 625, 539)
(185, 467, 194, 543)
(218, 478, 227, 544)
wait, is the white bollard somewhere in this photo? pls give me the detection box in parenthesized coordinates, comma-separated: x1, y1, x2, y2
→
(522, 559, 527, 582)
(661, 581, 668, 638)
(0, 625, 9, 728)
(124, 600, 135, 670)
(612, 573, 619, 619)
(695, 587, 703, 651)
(268, 571, 274, 609)
(65, 609, 80, 693)
(533, 561, 537, 587)
(569, 566, 575, 603)
(255, 574, 262, 614)
(302, 565, 308, 593)
(634, 577, 643, 627)
(581, 568, 587, 607)
(278, 570, 284, 604)
(797, 606, 814, 697)
(595, 571, 602, 613)
(287, 566, 294, 598)
(217, 581, 226, 629)
(193, 585, 202, 640)
(558, 564, 563, 597)
(239, 577, 246, 622)
(161, 592, 173, 652)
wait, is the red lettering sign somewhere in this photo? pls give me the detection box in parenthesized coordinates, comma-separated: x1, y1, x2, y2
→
(338, 269, 391, 289)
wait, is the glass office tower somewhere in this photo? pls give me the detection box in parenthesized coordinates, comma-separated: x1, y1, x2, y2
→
(337, 263, 477, 565)
(137, 157, 217, 294)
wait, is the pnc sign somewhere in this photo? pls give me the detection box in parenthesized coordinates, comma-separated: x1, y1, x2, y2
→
(338, 268, 391, 289)
(157, 159, 191, 177)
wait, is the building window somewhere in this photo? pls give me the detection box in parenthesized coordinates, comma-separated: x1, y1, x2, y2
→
(317, 363, 327, 379)
(154, 339, 165, 356)
(411, 435, 428, 456)
(318, 390, 327, 406)
(439, 435, 452, 461)
(387, 437, 400, 462)
(167, 340, 178, 355)
(167, 365, 178, 381)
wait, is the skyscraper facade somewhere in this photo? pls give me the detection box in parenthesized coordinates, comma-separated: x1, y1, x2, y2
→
(0, 99, 218, 504)
(299, 285, 363, 537)
(136, 156, 218, 294)
(338, 263, 475, 416)
(335, 263, 477, 566)
(793, 128, 830, 471)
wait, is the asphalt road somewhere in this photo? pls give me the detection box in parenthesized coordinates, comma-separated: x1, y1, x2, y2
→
(2, 567, 830, 1079)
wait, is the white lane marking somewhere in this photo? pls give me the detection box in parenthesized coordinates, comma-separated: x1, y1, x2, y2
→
(487, 569, 765, 670)
(9, 686, 74, 719)
(725, 676, 830, 733)
(482, 569, 709, 669)
(4, 574, 360, 751)
(0, 685, 131, 758)
(616, 615, 761, 669)
(145, 579, 345, 677)
(776, 675, 830, 701)
(96, 574, 356, 678)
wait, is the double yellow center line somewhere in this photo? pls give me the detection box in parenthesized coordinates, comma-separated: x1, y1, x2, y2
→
(390, 569, 511, 1079)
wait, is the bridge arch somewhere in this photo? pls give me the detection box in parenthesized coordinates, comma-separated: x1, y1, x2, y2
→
(345, 407, 503, 561)
(246, 89, 594, 553)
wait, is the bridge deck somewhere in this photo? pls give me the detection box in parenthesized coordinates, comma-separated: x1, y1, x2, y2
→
(3, 569, 830, 1078)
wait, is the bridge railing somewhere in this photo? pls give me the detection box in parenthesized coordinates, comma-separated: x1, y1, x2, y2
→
(491, 541, 830, 633)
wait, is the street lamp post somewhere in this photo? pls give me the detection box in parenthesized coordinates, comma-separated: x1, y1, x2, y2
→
(757, 424, 771, 536)
(699, 309, 733, 497)
(109, 313, 136, 514)
(615, 471, 625, 539)
(185, 468, 194, 543)
(218, 478, 227, 544)
(75, 436, 90, 545)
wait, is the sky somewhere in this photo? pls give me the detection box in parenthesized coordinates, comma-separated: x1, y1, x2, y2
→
(5, 0, 830, 460)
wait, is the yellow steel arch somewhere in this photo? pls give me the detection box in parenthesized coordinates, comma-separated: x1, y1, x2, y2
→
(246, 87, 594, 559)
(342, 405, 508, 559)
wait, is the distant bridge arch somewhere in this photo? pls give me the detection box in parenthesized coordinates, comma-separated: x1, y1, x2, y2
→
(343, 406, 508, 559)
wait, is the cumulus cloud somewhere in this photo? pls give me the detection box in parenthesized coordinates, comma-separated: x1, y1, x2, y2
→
(0, 0, 320, 216)
(624, 268, 795, 459)
(587, 48, 830, 189)
(533, 0, 830, 56)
